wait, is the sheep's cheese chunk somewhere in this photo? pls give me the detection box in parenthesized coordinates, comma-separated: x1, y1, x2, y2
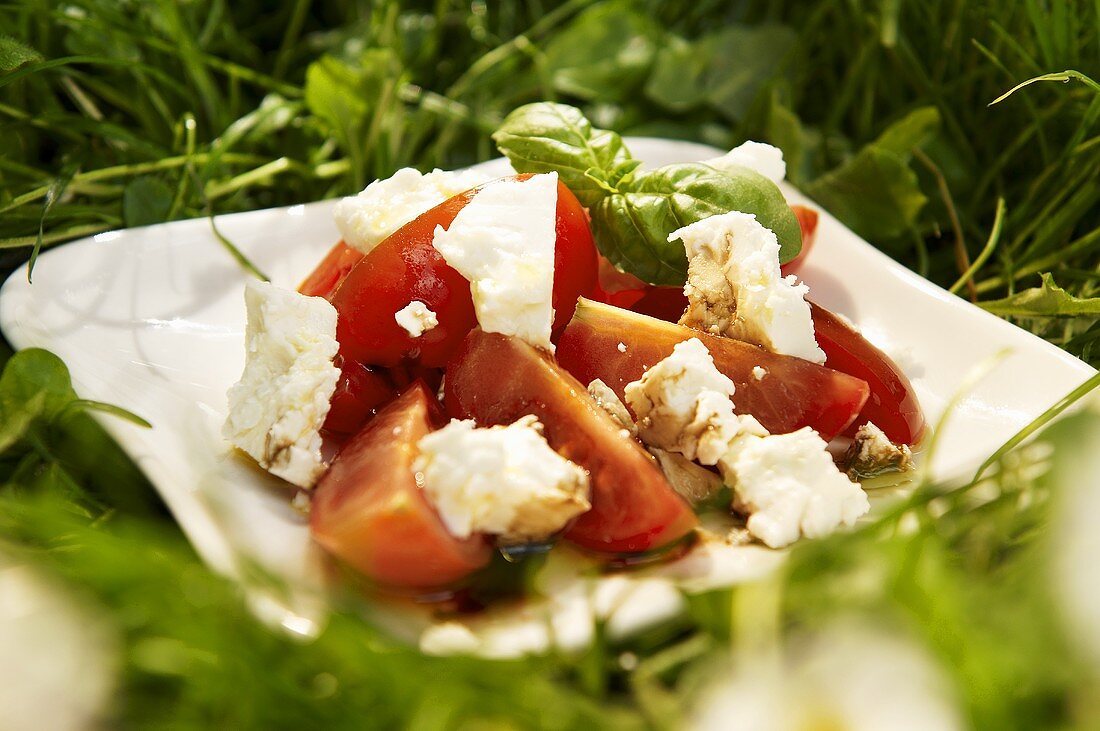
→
(334, 167, 493, 254)
(705, 140, 787, 183)
(844, 422, 914, 478)
(671, 211, 825, 364)
(718, 428, 869, 549)
(624, 338, 867, 548)
(587, 378, 636, 435)
(431, 173, 558, 351)
(223, 281, 339, 488)
(394, 300, 438, 338)
(413, 416, 590, 543)
(624, 338, 765, 465)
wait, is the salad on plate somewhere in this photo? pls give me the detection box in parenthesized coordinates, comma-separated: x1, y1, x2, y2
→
(221, 102, 924, 609)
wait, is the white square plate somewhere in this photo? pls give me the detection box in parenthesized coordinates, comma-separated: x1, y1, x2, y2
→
(2, 138, 1094, 652)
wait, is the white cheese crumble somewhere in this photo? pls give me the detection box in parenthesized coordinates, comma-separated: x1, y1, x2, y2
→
(587, 379, 636, 435)
(844, 422, 914, 478)
(624, 338, 868, 548)
(752, 366, 767, 381)
(671, 211, 825, 364)
(705, 140, 787, 183)
(588, 375, 723, 503)
(617, 342, 628, 353)
(718, 428, 869, 549)
(624, 339, 765, 465)
(333, 167, 494, 254)
(431, 173, 558, 351)
(394, 300, 439, 338)
(413, 415, 590, 543)
(223, 281, 339, 488)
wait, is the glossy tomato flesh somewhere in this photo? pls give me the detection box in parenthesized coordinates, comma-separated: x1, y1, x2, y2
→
(780, 204, 818, 278)
(310, 382, 491, 591)
(323, 356, 398, 436)
(444, 329, 698, 554)
(810, 302, 925, 445)
(299, 242, 365, 300)
(556, 298, 869, 441)
(329, 176, 597, 368)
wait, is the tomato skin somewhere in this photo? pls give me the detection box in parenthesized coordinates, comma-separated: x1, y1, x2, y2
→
(810, 303, 925, 445)
(444, 329, 698, 554)
(323, 356, 398, 436)
(328, 176, 598, 369)
(310, 382, 492, 591)
(550, 181, 600, 331)
(299, 242, 365, 299)
(780, 205, 818, 278)
(331, 189, 479, 368)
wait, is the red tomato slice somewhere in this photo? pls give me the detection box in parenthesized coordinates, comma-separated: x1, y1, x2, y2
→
(810, 303, 925, 445)
(323, 356, 398, 436)
(328, 176, 598, 368)
(556, 298, 869, 441)
(310, 382, 492, 591)
(299, 242, 365, 299)
(444, 329, 698, 555)
(780, 204, 818, 278)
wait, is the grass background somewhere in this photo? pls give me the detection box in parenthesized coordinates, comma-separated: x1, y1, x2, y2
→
(0, 1, 1099, 728)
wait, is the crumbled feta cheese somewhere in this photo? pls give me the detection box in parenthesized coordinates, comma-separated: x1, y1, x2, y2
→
(291, 490, 311, 515)
(844, 422, 914, 478)
(624, 338, 765, 465)
(718, 428, 869, 549)
(622, 338, 866, 549)
(431, 173, 558, 351)
(413, 415, 590, 543)
(752, 366, 767, 381)
(587, 379, 636, 435)
(617, 342, 628, 353)
(394, 300, 438, 338)
(334, 167, 493, 254)
(223, 281, 340, 488)
(705, 141, 786, 183)
(671, 211, 825, 364)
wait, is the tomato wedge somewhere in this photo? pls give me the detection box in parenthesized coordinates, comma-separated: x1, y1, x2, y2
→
(329, 175, 598, 368)
(780, 204, 819, 278)
(323, 356, 398, 436)
(310, 382, 491, 591)
(444, 329, 698, 554)
(299, 241, 365, 300)
(556, 298, 869, 440)
(810, 302, 925, 445)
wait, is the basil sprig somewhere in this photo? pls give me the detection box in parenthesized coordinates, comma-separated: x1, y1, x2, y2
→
(493, 102, 801, 286)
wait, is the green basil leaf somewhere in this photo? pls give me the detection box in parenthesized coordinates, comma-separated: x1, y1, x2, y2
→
(492, 102, 639, 208)
(979, 273, 1100, 318)
(592, 162, 802, 286)
(495, 103, 801, 285)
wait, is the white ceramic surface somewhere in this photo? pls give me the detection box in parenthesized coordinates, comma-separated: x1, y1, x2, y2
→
(1, 138, 1094, 653)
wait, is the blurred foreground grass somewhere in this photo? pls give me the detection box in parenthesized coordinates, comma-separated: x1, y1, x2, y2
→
(1, 1, 1099, 728)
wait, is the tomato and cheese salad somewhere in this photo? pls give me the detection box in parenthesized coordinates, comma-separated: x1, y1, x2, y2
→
(222, 103, 923, 596)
